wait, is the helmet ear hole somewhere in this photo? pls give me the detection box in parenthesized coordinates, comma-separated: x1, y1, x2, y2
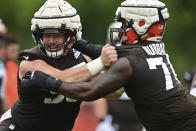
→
(139, 21, 145, 27)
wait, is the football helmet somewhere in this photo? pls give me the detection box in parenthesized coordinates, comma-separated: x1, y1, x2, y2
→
(0, 19, 8, 36)
(110, 0, 169, 45)
(31, 0, 82, 58)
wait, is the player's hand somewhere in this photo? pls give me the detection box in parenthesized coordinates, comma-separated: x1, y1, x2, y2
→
(101, 44, 118, 66)
(21, 71, 62, 92)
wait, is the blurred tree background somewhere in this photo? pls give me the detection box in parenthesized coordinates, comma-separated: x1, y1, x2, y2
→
(0, 0, 196, 81)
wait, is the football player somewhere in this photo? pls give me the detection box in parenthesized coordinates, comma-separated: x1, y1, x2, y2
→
(22, 0, 196, 130)
(0, 0, 117, 131)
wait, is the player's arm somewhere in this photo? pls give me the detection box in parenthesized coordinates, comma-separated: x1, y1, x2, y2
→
(22, 57, 132, 101)
(73, 39, 103, 60)
(57, 58, 132, 101)
(19, 59, 93, 82)
(83, 56, 124, 100)
(95, 69, 125, 100)
(19, 44, 117, 82)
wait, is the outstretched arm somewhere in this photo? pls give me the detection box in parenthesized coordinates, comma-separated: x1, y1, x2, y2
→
(57, 57, 132, 101)
(19, 44, 117, 82)
(21, 58, 132, 101)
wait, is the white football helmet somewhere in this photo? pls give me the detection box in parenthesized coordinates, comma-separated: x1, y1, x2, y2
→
(110, 0, 169, 45)
(0, 19, 8, 36)
(31, 0, 82, 58)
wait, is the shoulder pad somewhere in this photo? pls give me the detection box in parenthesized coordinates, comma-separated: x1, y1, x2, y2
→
(18, 46, 47, 62)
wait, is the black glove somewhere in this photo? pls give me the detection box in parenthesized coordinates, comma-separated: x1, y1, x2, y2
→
(21, 71, 62, 92)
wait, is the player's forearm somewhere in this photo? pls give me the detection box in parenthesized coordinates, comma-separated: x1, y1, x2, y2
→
(57, 75, 125, 101)
(19, 58, 104, 83)
(57, 82, 93, 101)
(57, 69, 112, 101)
(61, 57, 105, 82)
(60, 66, 92, 82)
(57, 82, 114, 101)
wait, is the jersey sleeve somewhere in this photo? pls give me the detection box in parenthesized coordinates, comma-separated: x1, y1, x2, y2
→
(74, 39, 103, 60)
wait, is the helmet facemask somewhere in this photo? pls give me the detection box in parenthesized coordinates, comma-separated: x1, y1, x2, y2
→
(110, 16, 135, 45)
(110, 28, 124, 46)
(33, 25, 77, 58)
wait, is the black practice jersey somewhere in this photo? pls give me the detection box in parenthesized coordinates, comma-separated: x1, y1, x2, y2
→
(11, 46, 87, 131)
(116, 42, 196, 131)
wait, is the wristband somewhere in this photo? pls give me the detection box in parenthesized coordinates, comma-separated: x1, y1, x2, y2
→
(87, 57, 104, 75)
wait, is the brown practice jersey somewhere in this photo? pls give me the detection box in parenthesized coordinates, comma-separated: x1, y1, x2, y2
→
(116, 41, 196, 131)
(11, 46, 87, 131)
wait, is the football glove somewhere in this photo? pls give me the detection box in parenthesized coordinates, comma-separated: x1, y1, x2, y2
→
(21, 71, 62, 92)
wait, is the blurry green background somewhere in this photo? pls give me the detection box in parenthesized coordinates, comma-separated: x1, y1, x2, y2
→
(0, 0, 196, 81)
